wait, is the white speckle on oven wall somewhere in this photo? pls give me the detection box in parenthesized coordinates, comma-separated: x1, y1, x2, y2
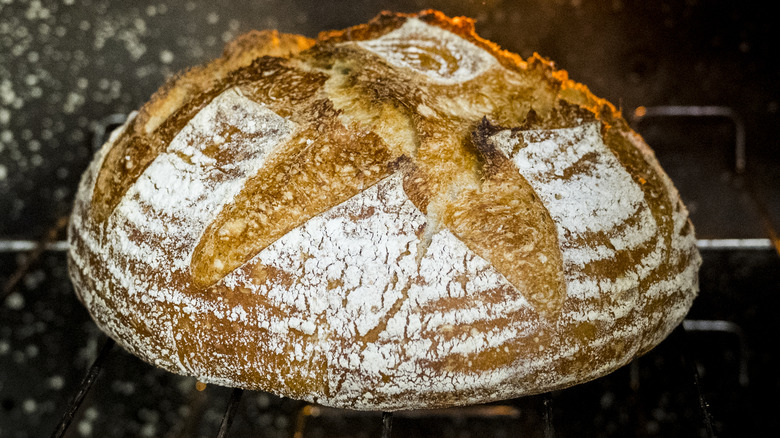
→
(0, 0, 260, 233)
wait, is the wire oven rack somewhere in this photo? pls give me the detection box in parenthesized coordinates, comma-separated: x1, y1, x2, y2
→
(3, 105, 777, 437)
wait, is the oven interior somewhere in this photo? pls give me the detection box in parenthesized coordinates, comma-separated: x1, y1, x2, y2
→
(1, 1, 778, 437)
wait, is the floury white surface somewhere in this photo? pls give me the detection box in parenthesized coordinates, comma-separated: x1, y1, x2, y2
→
(67, 11, 701, 410)
(224, 174, 536, 406)
(356, 18, 498, 84)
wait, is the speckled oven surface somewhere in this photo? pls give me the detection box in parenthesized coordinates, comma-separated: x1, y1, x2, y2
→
(1, 1, 779, 437)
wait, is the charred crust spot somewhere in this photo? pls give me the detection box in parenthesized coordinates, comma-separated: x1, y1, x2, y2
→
(553, 100, 598, 126)
(470, 117, 511, 179)
(517, 108, 542, 130)
(512, 101, 597, 133)
(388, 154, 412, 173)
(474, 116, 505, 142)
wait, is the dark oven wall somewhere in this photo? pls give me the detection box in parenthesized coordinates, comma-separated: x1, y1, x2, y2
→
(1, 1, 778, 437)
(1, 0, 778, 237)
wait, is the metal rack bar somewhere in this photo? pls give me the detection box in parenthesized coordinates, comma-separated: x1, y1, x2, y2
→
(51, 337, 116, 438)
(683, 319, 749, 387)
(542, 392, 554, 438)
(216, 388, 244, 438)
(2, 112, 126, 304)
(676, 325, 717, 437)
(631, 105, 746, 173)
(0, 239, 70, 252)
(1, 217, 69, 303)
(631, 105, 780, 255)
(629, 358, 641, 391)
(696, 238, 774, 250)
(381, 411, 393, 438)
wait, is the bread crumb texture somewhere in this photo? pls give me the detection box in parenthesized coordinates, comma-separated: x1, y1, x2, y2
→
(68, 10, 701, 410)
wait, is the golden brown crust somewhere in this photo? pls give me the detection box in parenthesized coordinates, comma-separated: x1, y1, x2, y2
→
(68, 10, 700, 411)
(136, 30, 314, 134)
(91, 32, 315, 224)
(191, 99, 402, 287)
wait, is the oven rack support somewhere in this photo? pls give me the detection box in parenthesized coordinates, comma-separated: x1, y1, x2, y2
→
(631, 105, 746, 174)
(45, 333, 402, 438)
(50, 338, 115, 438)
(631, 105, 780, 256)
(45, 324, 716, 438)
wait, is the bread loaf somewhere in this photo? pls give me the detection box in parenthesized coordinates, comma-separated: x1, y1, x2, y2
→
(67, 10, 701, 411)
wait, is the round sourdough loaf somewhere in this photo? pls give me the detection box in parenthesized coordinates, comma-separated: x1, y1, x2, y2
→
(67, 10, 701, 410)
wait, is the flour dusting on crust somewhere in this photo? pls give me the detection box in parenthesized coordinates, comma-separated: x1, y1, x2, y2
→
(215, 173, 536, 408)
(357, 18, 497, 83)
(68, 88, 295, 371)
(489, 121, 698, 358)
(67, 10, 700, 412)
(119, 87, 295, 266)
